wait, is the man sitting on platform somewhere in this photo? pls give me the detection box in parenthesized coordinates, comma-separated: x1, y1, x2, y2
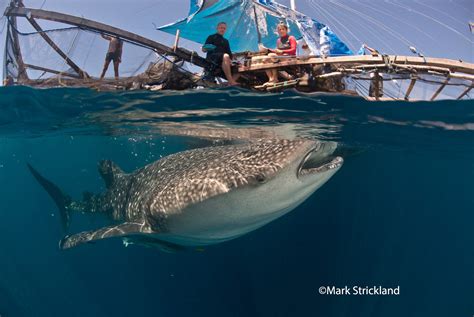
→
(202, 22, 239, 86)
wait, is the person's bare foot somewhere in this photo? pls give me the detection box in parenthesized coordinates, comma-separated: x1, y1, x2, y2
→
(263, 80, 278, 86)
(227, 81, 239, 86)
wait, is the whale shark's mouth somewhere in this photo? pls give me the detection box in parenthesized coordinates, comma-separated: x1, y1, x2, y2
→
(297, 146, 343, 178)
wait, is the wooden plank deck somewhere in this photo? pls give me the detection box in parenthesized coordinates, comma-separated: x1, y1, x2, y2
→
(237, 55, 474, 75)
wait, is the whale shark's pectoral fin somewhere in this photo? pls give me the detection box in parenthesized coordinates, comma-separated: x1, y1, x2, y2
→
(59, 222, 151, 250)
(122, 236, 185, 253)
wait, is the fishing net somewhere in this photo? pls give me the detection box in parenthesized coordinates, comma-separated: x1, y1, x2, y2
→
(3, 15, 205, 91)
(5, 22, 158, 80)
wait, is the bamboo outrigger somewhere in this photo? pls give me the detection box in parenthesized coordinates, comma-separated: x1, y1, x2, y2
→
(233, 53, 474, 100)
(3, 1, 473, 101)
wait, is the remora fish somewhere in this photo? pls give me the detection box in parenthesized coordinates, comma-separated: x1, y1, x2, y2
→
(28, 139, 343, 251)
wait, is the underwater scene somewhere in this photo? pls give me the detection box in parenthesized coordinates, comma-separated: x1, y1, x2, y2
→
(0, 86, 473, 316)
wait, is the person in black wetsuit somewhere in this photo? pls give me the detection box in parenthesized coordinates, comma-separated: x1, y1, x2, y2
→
(202, 22, 239, 86)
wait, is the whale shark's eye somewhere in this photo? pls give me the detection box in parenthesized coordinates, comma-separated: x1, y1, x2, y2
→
(255, 174, 267, 184)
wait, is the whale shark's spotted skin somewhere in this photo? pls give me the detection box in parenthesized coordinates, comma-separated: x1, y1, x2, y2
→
(132, 140, 305, 214)
(29, 139, 343, 250)
(99, 139, 308, 231)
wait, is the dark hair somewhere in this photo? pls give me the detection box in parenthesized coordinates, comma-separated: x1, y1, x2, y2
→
(277, 23, 288, 31)
(217, 22, 227, 26)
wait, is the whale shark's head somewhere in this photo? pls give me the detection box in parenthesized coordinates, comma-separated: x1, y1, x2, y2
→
(161, 139, 343, 245)
(223, 139, 343, 194)
(225, 139, 343, 220)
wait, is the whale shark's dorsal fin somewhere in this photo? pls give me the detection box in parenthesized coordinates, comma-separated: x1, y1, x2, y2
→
(98, 160, 125, 189)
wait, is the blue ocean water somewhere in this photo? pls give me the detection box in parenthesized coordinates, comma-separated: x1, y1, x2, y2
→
(0, 86, 473, 317)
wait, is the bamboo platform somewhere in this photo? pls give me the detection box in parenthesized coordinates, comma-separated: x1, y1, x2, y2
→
(234, 54, 474, 100)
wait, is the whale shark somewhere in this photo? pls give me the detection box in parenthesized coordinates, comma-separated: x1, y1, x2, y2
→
(28, 139, 343, 251)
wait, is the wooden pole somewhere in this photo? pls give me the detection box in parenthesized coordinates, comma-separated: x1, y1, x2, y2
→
(25, 17, 87, 78)
(447, 73, 474, 81)
(24, 64, 81, 78)
(373, 72, 381, 101)
(252, 4, 262, 44)
(173, 29, 180, 53)
(236, 55, 474, 75)
(8, 17, 29, 81)
(457, 85, 473, 100)
(404, 76, 417, 101)
(290, 0, 296, 11)
(315, 72, 343, 78)
(430, 77, 450, 101)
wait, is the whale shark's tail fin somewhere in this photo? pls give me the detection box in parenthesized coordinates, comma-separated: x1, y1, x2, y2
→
(27, 164, 72, 232)
(98, 160, 125, 189)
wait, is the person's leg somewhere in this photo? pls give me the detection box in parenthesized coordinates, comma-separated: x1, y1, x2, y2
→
(264, 69, 279, 83)
(113, 60, 120, 79)
(264, 53, 279, 83)
(279, 71, 293, 80)
(265, 70, 275, 82)
(221, 54, 238, 85)
(100, 58, 111, 79)
(232, 73, 240, 83)
(272, 70, 278, 82)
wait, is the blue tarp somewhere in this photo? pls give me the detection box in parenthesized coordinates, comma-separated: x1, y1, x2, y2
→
(158, 0, 353, 56)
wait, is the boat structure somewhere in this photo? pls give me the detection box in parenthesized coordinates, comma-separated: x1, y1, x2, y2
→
(2, 0, 473, 101)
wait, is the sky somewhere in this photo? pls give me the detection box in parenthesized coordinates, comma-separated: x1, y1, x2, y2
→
(0, 0, 473, 78)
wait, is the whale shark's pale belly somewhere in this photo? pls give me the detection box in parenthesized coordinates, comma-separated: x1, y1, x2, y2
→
(157, 186, 318, 246)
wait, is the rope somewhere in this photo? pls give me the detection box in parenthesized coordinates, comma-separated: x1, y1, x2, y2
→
(328, 0, 416, 48)
(0, 16, 6, 34)
(154, 52, 210, 87)
(130, 50, 154, 76)
(313, 0, 363, 45)
(60, 26, 81, 74)
(39, 0, 47, 9)
(7, 20, 80, 36)
(330, 4, 398, 54)
(82, 30, 96, 68)
(66, 28, 80, 56)
(132, 3, 161, 16)
(353, 78, 371, 97)
(308, 0, 356, 49)
(389, 0, 473, 44)
(412, 0, 465, 29)
(358, 1, 436, 42)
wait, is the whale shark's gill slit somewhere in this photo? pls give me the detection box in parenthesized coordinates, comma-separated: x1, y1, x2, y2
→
(122, 177, 136, 220)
